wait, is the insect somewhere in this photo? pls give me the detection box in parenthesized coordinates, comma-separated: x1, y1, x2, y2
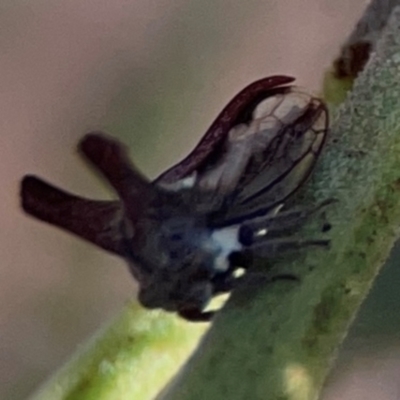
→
(21, 76, 330, 322)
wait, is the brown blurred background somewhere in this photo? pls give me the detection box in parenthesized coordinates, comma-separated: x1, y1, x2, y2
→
(5, 1, 400, 399)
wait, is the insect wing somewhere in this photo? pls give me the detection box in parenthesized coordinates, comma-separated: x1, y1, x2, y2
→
(211, 88, 328, 225)
(155, 75, 295, 184)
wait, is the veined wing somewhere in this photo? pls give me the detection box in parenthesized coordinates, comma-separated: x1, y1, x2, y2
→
(209, 88, 328, 226)
(155, 76, 295, 185)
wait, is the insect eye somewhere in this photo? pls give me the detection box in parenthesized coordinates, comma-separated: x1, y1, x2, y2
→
(238, 225, 254, 246)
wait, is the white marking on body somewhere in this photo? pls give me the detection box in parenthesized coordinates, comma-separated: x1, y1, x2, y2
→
(255, 228, 268, 237)
(158, 172, 197, 191)
(210, 226, 242, 272)
(271, 204, 284, 215)
(180, 174, 197, 188)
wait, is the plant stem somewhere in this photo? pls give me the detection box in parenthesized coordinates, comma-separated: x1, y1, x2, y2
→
(29, 303, 207, 400)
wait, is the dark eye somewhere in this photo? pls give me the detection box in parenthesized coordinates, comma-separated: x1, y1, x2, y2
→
(238, 225, 253, 246)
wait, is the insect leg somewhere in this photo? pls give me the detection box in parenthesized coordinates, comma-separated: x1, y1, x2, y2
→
(244, 271, 299, 285)
(238, 199, 335, 246)
(248, 237, 330, 257)
(213, 271, 299, 303)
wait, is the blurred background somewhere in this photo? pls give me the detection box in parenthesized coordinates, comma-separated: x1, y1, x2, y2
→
(4, 1, 400, 399)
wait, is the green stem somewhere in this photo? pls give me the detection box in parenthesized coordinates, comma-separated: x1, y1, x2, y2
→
(29, 303, 207, 400)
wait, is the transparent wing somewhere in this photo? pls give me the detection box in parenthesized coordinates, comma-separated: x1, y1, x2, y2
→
(155, 76, 295, 184)
(209, 89, 328, 226)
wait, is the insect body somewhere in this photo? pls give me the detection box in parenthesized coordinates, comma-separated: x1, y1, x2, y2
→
(21, 76, 329, 322)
